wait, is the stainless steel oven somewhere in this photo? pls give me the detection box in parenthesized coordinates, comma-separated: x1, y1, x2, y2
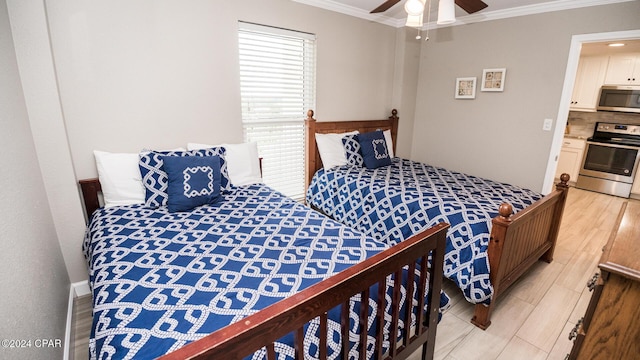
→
(576, 122, 640, 198)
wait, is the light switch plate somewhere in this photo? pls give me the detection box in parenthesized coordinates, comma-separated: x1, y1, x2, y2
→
(543, 118, 553, 131)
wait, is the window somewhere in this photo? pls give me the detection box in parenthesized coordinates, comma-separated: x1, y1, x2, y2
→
(238, 22, 316, 201)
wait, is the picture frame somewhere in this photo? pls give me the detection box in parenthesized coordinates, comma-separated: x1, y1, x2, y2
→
(481, 68, 506, 92)
(455, 77, 477, 99)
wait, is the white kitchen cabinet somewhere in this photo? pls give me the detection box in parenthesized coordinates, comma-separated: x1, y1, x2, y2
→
(631, 172, 640, 199)
(604, 53, 640, 85)
(570, 56, 609, 111)
(556, 137, 586, 183)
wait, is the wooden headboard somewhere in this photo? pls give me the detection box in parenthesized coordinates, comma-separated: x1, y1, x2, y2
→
(78, 159, 265, 221)
(79, 178, 102, 221)
(304, 109, 399, 191)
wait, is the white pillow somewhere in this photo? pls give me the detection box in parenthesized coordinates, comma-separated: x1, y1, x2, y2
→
(383, 129, 394, 158)
(315, 131, 359, 169)
(187, 142, 263, 186)
(93, 150, 145, 208)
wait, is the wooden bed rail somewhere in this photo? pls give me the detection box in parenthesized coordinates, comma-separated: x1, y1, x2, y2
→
(159, 222, 449, 360)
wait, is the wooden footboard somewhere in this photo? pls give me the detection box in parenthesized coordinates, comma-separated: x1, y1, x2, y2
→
(159, 222, 449, 360)
(471, 174, 570, 329)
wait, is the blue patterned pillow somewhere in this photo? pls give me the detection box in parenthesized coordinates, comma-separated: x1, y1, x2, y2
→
(342, 134, 364, 167)
(357, 130, 391, 169)
(162, 155, 221, 212)
(139, 148, 231, 208)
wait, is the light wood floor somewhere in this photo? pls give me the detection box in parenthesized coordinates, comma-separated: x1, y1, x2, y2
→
(72, 293, 92, 360)
(71, 187, 634, 359)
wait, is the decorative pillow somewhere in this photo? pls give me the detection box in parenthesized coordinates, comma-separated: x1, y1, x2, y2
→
(342, 134, 364, 167)
(358, 130, 392, 169)
(162, 155, 221, 212)
(139, 148, 231, 208)
(315, 131, 359, 169)
(94, 150, 145, 208)
(187, 142, 262, 186)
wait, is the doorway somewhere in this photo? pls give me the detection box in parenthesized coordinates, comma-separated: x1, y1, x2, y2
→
(542, 29, 640, 194)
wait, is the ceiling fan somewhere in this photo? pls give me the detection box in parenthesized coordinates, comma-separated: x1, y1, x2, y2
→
(370, 0, 488, 16)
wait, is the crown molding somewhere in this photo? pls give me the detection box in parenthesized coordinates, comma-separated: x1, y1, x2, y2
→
(292, 0, 404, 27)
(425, 0, 637, 29)
(292, 0, 635, 29)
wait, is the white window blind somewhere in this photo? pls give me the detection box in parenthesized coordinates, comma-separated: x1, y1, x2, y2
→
(238, 22, 316, 201)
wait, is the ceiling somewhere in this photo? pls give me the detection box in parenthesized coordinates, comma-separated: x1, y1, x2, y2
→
(293, 0, 634, 28)
(581, 40, 640, 56)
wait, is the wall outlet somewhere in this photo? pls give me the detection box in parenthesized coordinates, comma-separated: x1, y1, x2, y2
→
(543, 118, 553, 131)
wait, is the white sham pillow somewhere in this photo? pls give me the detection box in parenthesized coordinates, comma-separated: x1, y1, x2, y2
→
(93, 150, 145, 208)
(187, 142, 263, 186)
(383, 129, 394, 158)
(315, 131, 359, 169)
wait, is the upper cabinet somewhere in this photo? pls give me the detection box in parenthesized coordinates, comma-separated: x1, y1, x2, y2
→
(604, 53, 640, 85)
(570, 55, 609, 112)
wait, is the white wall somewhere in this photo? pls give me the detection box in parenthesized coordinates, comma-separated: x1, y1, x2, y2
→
(0, 0, 69, 357)
(412, 2, 640, 192)
(8, 0, 88, 284)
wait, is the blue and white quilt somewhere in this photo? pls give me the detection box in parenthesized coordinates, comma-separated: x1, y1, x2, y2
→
(306, 158, 543, 305)
(83, 184, 445, 360)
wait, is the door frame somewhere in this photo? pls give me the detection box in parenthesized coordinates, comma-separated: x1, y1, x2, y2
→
(542, 29, 640, 194)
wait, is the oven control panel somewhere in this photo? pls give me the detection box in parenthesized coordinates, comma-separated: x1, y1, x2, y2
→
(596, 122, 640, 136)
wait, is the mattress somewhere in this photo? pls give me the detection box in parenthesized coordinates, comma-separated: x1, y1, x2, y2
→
(83, 183, 444, 359)
(306, 158, 542, 304)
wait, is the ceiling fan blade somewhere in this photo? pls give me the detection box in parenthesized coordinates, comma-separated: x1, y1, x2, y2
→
(370, 0, 402, 14)
(455, 0, 488, 14)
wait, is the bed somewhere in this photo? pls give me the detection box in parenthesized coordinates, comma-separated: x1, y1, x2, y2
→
(79, 147, 448, 360)
(304, 109, 570, 330)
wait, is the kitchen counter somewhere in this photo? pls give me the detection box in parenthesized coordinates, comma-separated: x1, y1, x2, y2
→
(564, 134, 587, 140)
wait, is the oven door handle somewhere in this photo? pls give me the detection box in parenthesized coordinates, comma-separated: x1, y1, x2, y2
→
(586, 141, 640, 150)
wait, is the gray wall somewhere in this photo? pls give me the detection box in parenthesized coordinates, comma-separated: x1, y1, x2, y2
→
(0, 0, 70, 358)
(412, 1, 640, 192)
(8, 0, 89, 286)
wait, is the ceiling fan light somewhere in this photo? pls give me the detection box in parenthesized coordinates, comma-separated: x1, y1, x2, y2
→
(437, 0, 456, 24)
(404, 0, 425, 16)
(405, 13, 423, 28)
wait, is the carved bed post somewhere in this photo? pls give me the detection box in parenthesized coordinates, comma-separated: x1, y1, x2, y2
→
(540, 173, 570, 262)
(389, 109, 399, 155)
(79, 178, 102, 222)
(471, 203, 513, 330)
(305, 109, 317, 197)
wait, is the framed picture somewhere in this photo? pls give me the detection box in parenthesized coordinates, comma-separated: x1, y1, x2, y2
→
(455, 77, 477, 99)
(481, 68, 506, 92)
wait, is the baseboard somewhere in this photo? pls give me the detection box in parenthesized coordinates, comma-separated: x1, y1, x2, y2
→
(63, 285, 74, 360)
(64, 281, 90, 360)
(73, 280, 91, 297)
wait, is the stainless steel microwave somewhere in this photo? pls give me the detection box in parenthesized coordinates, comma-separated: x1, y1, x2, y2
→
(597, 85, 640, 113)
